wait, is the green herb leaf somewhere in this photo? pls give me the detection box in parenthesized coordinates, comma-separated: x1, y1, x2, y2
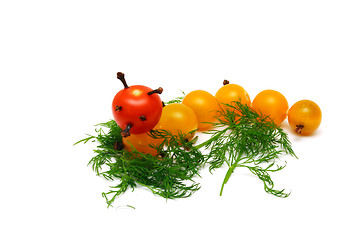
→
(197, 101, 297, 197)
(75, 121, 205, 207)
(164, 90, 186, 105)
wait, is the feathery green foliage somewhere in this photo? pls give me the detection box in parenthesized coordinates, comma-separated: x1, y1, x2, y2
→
(196, 101, 297, 197)
(164, 90, 186, 104)
(75, 121, 205, 207)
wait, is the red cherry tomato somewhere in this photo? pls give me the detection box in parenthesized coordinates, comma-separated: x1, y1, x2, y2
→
(112, 73, 163, 137)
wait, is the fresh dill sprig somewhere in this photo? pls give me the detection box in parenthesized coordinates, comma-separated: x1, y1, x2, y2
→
(75, 120, 205, 207)
(74, 120, 123, 176)
(196, 101, 297, 197)
(164, 90, 186, 105)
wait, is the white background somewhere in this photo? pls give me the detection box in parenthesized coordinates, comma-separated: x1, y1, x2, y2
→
(1, 0, 359, 239)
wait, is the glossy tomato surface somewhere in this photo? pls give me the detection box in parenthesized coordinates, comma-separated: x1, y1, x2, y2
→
(182, 90, 221, 131)
(251, 89, 289, 126)
(154, 103, 198, 141)
(123, 132, 163, 156)
(215, 83, 251, 107)
(112, 85, 163, 134)
(288, 100, 322, 135)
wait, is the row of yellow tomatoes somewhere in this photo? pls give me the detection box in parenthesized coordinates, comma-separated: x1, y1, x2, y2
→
(123, 81, 322, 156)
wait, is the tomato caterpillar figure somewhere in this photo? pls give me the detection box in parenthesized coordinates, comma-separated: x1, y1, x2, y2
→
(112, 72, 163, 137)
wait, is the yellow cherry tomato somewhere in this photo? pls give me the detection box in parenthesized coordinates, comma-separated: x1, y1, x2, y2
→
(154, 103, 198, 140)
(215, 83, 251, 108)
(251, 89, 289, 126)
(123, 132, 163, 156)
(288, 100, 322, 135)
(182, 90, 221, 131)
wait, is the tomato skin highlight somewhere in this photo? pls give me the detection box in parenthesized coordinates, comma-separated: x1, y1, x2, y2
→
(182, 90, 221, 131)
(112, 85, 163, 135)
(215, 83, 251, 107)
(288, 100, 322, 135)
(154, 103, 198, 141)
(251, 89, 289, 126)
(123, 132, 163, 156)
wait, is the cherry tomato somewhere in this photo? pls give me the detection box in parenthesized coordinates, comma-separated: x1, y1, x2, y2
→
(112, 72, 163, 137)
(154, 103, 198, 141)
(123, 132, 163, 156)
(251, 89, 289, 126)
(182, 90, 221, 131)
(215, 82, 251, 108)
(288, 100, 322, 135)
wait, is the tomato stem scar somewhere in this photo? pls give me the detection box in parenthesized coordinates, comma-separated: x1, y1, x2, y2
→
(117, 72, 129, 89)
(121, 123, 133, 138)
(223, 80, 230, 85)
(296, 124, 304, 134)
(148, 87, 163, 95)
